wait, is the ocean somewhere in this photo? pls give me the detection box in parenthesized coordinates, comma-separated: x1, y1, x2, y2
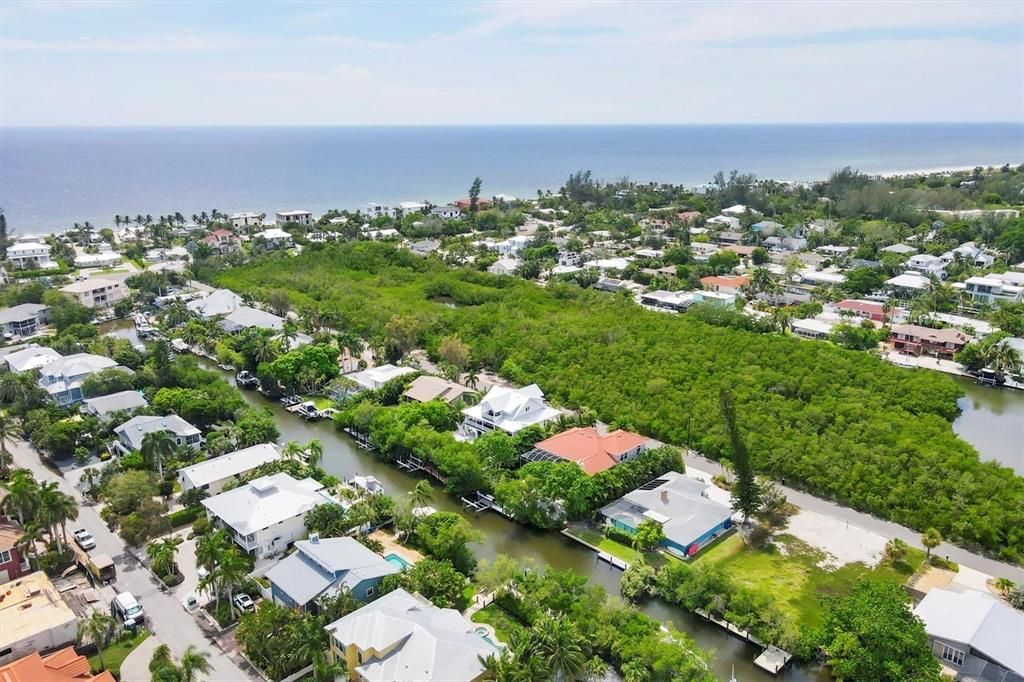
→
(1, 123, 1022, 233)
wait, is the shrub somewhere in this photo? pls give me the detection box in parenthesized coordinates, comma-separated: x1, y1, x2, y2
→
(167, 506, 203, 528)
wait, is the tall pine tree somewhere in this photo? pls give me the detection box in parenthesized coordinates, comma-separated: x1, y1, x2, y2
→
(720, 388, 761, 523)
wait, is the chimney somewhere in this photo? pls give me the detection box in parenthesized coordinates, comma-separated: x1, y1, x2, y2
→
(660, 490, 669, 504)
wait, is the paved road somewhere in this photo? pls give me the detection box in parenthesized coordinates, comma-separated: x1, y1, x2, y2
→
(6, 437, 255, 681)
(686, 451, 1024, 582)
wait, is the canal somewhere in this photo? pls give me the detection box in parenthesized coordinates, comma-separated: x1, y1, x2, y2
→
(952, 375, 1024, 476)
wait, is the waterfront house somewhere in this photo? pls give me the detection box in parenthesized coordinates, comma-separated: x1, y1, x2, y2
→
(342, 364, 417, 395)
(0, 521, 32, 583)
(402, 375, 475, 405)
(275, 210, 312, 227)
(6, 241, 56, 270)
(0, 303, 50, 339)
(889, 324, 972, 359)
(177, 443, 281, 495)
(38, 353, 125, 406)
(202, 473, 335, 559)
(0, 572, 79, 665)
(458, 384, 560, 440)
(0, 647, 115, 682)
(219, 306, 285, 333)
(325, 587, 498, 682)
(112, 414, 201, 455)
(265, 536, 399, 610)
(600, 471, 734, 558)
(59, 278, 126, 310)
(187, 288, 243, 318)
(73, 249, 122, 269)
(487, 257, 520, 276)
(4, 344, 61, 374)
(530, 426, 652, 475)
(913, 588, 1023, 679)
(81, 390, 148, 422)
(254, 227, 294, 249)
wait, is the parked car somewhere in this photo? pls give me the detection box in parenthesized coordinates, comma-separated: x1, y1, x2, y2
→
(233, 593, 256, 613)
(73, 528, 96, 550)
(112, 591, 144, 627)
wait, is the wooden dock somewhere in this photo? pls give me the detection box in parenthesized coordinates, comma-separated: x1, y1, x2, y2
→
(396, 455, 447, 484)
(461, 491, 512, 518)
(344, 428, 374, 451)
(753, 646, 792, 675)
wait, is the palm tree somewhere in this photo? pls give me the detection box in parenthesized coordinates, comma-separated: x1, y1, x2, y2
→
(1, 469, 39, 525)
(922, 527, 943, 559)
(140, 430, 176, 477)
(16, 523, 46, 568)
(179, 645, 212, 682)
(994, 577, 1016, 597)
(305, 439, 324, 468)
(216, 547, 249, 609)
(534, 614, 587, 681)
(282, 440, 305, 462)
(465, 368, 480, 390)
(147, 536, 183, 578)
(78, 611, 116, 671)
(0, 413, 13, 479)
(987, 343, 1022, 381)
(311, 650, 346, 682)
(281, 319, 299, 350)
(36, 481, 77, 552)
(409, 480, 434, 509)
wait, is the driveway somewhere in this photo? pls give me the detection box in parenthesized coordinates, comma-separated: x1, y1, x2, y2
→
(6, 436, 257, 681)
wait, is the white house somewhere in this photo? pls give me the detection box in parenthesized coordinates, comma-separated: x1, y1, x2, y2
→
(254, 228, 294, 249)
(178, 443, 281, 495)
(945, 242, 996, 268)
(218, 306, 285, 333)
(458, 383, 560, 440)
(81, 390, 148, 421)
(6, 242, 57, 270)
(492, 236, 531, 257)
(430, 206, 463, 220)
(488, 258, 520, 276)
(963, 275, 1024, 305)
(583, 257, 632, 273)
(202, 473, 336, 559)
(59, 278, 126, 310)
(73, 249, 122, 269)
(0, 304, 50, 339)
(558, 250, 581, 267)
(913, 588, 1023, 678)
(344, 364, 417, 392)
(38, 353, 125, 406)
(112, 414, 202, 455)
(721, 204, 748, 216)
(905, 254, 948, 279)
(4, 344, 61, 374)
(364, 203, 396, 219)
(187, 289, 243, 318)
(886, 272, 932, 298)
(275, 211, 312, 227)
(230, 212, 263, 229)
(707, 215, 741, 230)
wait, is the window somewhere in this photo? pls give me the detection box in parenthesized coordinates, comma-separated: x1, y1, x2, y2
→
(366, 586, 375, 597)
(0, 550, 11, 564)
(939, 643, 965, 666)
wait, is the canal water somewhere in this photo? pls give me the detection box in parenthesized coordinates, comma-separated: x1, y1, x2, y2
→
(101, 319, 1021, 680)
(951, 376, 1024, 476)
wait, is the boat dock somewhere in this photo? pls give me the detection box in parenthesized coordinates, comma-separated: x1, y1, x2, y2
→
(461, 491, 511, 518)
(396, 455, 447, 484)
(694, 609, 792, 675)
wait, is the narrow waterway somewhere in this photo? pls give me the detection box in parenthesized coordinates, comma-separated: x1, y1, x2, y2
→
(952, 375, 1024, 476)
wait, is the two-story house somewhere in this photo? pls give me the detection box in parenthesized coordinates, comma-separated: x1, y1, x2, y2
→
(275, 210, 312, 226)
(889, 323, 972, 359)
(0, 521, 32, 583)
(458, 384, 560, 440)
(202, 228, 242, 255)
(112, 414, 202, 456)
(37, 353, 125, 406)
(265, 536, 399, 610)
(202, 473, 335, 559)
(531, 426, 652, 475)
(177, 443, 281, 495)
(325, 588, 498, 682)
(0, 304, 50, 339)
(6, 241, 56, 270)
(904, 254, 948, 279)
(59, 278, 126, 310)
(963, 275, 1024, 305)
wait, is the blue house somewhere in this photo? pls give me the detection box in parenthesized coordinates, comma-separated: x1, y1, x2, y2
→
(599, 471, 734, 558)
(264, 535, 400, 610)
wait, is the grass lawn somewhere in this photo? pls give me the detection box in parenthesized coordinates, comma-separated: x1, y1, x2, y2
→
(89, 628, 150, 677)
(568, 527, 668, 566)
(471, 603, 527, 643)
(694, 533, 925, 629)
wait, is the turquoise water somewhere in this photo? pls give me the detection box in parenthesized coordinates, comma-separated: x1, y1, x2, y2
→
(384, 552, 412, 570)
(2, 123, 1021, 232)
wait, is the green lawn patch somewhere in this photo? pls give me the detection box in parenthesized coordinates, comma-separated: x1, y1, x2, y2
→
(89, 628, 150, 677)
(471, 603, 526, 643)
(697, 533, 925, 629)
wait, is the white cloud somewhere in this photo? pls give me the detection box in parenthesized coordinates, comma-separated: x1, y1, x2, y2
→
(332, 63, 371, 82)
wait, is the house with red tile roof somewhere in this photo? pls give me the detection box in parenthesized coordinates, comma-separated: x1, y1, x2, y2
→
(836, 299, 886, 322)
(0, 521, 31, 584)
(0, 647, 115, 682)
(531, 426, 652, 475)
(700, 275, 750, 295)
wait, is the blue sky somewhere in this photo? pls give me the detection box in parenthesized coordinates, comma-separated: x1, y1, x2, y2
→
(1, 0, 1021, 126)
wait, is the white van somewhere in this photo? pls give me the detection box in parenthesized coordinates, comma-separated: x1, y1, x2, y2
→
(112, 591, 144, 626)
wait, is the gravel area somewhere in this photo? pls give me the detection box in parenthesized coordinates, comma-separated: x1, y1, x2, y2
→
(785, 508, 887, 568)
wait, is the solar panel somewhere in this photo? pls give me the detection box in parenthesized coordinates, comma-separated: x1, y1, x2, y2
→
(637, 478, 667, 491)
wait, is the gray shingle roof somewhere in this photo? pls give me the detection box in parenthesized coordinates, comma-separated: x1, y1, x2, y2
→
(82, 390, 148, 416)
(114, 414, 200, 451)
(265, 537, 398, 607)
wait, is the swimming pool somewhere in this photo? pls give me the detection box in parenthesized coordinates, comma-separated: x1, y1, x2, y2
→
(384, 552, 412, 570)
